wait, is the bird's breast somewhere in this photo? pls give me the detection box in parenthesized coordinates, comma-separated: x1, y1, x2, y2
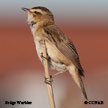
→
(32, 34, 70, 72)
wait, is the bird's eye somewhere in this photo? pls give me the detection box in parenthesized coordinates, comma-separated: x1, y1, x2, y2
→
(34, 11, 38, 14)
(33, 11, 41, 15)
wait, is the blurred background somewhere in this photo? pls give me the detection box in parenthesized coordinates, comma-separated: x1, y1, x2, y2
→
(0, 0, 108, 108)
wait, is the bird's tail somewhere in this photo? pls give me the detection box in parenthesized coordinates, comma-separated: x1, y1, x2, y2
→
(68, 65, 88, 100)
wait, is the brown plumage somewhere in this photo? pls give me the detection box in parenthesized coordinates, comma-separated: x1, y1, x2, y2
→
(22, 6, 88, 100)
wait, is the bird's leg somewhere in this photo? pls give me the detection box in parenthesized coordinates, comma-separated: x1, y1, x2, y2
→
(41, 52, 50, 64)
(40, 52, 52, 85)
(40, 40, 49, 60)
(51, 71, 67, 78)
(45, 71, 66, 84)
(41, 52, 53, 85)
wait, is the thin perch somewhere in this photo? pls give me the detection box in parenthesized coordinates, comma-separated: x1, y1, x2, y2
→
(42, 40, 56, 108)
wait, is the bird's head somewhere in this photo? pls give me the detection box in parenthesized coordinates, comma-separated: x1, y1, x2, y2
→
(22, 6, 54, 26)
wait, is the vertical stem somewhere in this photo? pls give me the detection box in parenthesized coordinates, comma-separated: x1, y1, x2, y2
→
(42, 40, 56, 108)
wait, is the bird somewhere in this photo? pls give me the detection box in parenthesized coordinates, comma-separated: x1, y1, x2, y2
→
(22, 6, 88, 100)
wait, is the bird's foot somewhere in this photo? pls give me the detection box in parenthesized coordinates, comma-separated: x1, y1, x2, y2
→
(41, 52, 49, 60)
(44, 76, 53, 85)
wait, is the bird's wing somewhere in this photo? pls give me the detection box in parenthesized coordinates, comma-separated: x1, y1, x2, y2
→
(43, 25, 84, 76)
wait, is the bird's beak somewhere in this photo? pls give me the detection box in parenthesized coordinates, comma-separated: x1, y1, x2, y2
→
(22, 8, 29, 11)
(22, 8, 32, 14)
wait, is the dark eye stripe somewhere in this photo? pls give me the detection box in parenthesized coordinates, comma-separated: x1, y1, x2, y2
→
(33, 11, 41, 15)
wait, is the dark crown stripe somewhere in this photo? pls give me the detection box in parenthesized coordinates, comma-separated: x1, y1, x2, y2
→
(32, 6, 50, 12)
(32, 6, 54, 21)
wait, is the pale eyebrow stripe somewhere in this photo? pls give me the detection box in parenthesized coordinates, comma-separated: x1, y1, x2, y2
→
(31, 9, 43, 14)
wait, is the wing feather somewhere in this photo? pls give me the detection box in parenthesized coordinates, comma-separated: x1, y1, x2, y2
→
(43, 25, 84, 76)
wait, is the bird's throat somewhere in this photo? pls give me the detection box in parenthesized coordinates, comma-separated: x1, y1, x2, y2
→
(28, 21, 37, 27)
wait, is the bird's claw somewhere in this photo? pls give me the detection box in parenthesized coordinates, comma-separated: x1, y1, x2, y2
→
(41, 53, 49, 60)
(44, 76, 53, 85)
